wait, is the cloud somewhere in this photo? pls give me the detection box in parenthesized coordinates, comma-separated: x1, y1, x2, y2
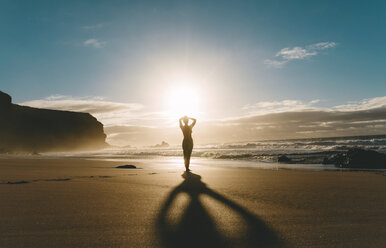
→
(104, 96, 386, 146)
(243, 99, 321, 115)
(81, 23, 106, 29)
(83, 39, 106, 48)
(20, 95, 386, 146)
(276, 47, 317, 60)
(217, 107, 386, 140)
(333, 96, 386, 111)
(263, 59, 288, 68)
(209, 96, 386, 142)
(265, 41, 337, 68)
(19, 96, 171, 146)
(104, 125, 174, 146)
(20, 96, 143, 115)
(308, 42, 337, 50)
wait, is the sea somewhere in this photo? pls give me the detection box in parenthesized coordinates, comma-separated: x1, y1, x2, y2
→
(41, 134, 386, 171)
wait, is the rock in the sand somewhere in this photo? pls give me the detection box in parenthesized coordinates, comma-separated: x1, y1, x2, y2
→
(346, 148, 386, 169)
(116, 164, 136, 169)
(323, 148, 386, 169)
(278, 155, 292, 163)
(323, 153, 346, 166)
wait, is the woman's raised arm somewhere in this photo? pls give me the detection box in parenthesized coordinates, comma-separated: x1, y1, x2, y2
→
(189, 117, 196, 128)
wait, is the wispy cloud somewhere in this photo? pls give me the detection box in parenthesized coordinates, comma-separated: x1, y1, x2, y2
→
(81, 23, 107, 29)
(263, 59, 288, 68)
(19, 95, 386, 146)
(308, 42, 337, 50)
(265, 41, 337, 68)
(104, 95, 386, 146)
(333, 96, 386, 111)
(19, 95, 169, 134)
(20, 96, 143, 115)
(276, 47, 317, 60)
(103, 95, 386, 146)
(219, 107, 386, 139)
(211, 96, 386, 141)
(243, 99, 321, 115)
(83, 38, 106, 48)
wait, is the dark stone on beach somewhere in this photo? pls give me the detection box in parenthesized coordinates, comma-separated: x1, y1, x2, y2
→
(7, 180, 29, 184)
(116, 164, 136, 169)
(345, 148, 386, 169)
(323, 148, 386, 169)
(323, 153, 346, 166)
(278, 155, 292, 163)
(322, 157, 330, 165)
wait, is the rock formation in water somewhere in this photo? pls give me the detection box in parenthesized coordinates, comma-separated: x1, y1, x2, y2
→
(152, 141, 170, 148)
(323, 148, 386, 169)
(277, 155, 292, 163)
(0, 91, 108, 153)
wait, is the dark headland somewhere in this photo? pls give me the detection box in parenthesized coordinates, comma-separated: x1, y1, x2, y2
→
(0, 91, 108, 153)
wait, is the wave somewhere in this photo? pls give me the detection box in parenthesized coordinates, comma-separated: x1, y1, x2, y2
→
(42, 134, 386, 164)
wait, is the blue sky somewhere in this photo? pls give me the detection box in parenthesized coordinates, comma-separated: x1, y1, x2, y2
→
(1, 0, 386, 145)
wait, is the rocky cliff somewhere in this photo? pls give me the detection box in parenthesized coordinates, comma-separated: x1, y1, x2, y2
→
(0, 91, 108, 153)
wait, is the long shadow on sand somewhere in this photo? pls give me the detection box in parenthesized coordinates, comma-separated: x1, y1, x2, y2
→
(156, 172, 282, 248)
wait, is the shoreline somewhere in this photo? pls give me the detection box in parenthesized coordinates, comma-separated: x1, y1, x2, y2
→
(1, 155, 385, 174)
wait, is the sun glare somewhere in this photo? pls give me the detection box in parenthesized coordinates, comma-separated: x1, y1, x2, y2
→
(166, 85, 201, 120)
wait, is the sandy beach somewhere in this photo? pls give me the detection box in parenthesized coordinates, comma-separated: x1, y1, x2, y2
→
(0, 158, 385, 248)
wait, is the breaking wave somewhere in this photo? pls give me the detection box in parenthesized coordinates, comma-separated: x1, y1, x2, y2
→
(43, 135, 386, 165)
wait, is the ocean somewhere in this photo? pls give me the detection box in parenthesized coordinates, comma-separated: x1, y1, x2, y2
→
(40, 134, 386, 171)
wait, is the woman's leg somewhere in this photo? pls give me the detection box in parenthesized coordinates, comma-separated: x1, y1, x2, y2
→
(183, 140, 193, 171)
(183, 150, 189, 170)
(185, 146, 192, 171)
(185, 154, 190, 170)
(183, 143, 188, 170)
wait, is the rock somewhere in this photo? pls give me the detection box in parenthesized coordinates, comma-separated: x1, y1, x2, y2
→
(116, 164, 136, 169)
(0, 91, 11, 103)
(0, 91, 11, 109)
(322, 157, 329, 164)
(322, 153, 346, 166)
(152, 141, 170, 148)
(7, 180, 29, 184)
(245, 143, 257, 148)
(278, 155, 292, 163)
(323, 148, 386, 169)
(0, 91, 108, 152)
(345, 148, 386, 169)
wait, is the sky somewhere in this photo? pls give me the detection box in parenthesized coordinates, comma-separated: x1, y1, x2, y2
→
(1, 0, 386, 146)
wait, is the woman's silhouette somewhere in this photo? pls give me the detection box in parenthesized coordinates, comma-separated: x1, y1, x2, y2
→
(179, 116, 196, 171)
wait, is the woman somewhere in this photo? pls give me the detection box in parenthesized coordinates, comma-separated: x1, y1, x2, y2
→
(179, 116, 196, 171)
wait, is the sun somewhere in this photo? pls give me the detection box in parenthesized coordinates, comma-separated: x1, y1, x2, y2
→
(166, 85, 201, 120)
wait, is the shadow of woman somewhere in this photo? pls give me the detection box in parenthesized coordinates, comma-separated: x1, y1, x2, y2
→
(156, 172, 283, 248)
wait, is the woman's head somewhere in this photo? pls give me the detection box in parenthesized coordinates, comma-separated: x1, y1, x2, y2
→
(182, 116, 189, 125)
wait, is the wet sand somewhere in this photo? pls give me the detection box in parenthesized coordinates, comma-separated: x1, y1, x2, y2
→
(0, 158, 385, 247)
